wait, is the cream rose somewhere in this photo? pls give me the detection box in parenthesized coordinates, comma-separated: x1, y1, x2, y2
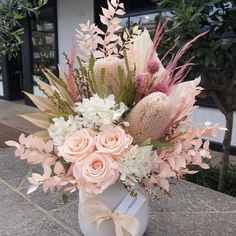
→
(58, 129, 95, 162)
(95, 126, 133, 157)
(73, 152, 119, 194)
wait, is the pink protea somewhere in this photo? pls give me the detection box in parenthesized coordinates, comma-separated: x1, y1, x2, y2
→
(165, 77, 202, 131)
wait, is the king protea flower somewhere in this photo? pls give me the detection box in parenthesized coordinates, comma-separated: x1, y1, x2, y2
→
(125, 92, 172, 144)
(93, 55, 125, 97)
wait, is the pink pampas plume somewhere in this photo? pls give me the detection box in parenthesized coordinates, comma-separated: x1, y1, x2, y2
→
(165, 31, 208, 86)
(144, 22, 165, 75)
(67, 41, 79, 101)
(146, 22, 165, 65)
(151, 30, 208, 94)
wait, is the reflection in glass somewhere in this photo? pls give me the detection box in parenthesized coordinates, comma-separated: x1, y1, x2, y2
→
(119, 10, 173, 39)
(119, 17, 129, 28)
(31, 6, 57, 85)
(130, 12, 158, 37)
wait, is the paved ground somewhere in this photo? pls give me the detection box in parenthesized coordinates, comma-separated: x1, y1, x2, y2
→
(1, 147, 236, 236)
(0, 99, 40, 147)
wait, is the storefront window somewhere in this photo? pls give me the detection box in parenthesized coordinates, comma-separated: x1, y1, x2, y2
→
(118, 10, 172, 39)
(31, 5, 57, 85)
(119, 17, 129, 28)
(130, 12, 158, 35)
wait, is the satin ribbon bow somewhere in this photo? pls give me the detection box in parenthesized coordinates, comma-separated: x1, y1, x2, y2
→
(80, 198, 141, 236)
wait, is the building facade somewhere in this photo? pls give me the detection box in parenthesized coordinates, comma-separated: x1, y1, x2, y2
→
(0, 0, 235, 147)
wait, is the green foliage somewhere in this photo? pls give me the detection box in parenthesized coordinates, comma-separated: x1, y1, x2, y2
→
(51, 90, 77, 116)
(186, 163, 236, 197)
(39, 69, 77, 116)
(153, 0, 236, 114)
(98, 68, 106, 97)
(78, 53, 136, 106)
(117, 51, 136, 107)
(76, 54, 101, 98)
(0, 0, 48, 58)
(140, 138, 173, 149)
(154, 0, 236, 70)
(153, 0, 236, 191)
(87, 55, 97, 94)
(62, 193, 69, 204)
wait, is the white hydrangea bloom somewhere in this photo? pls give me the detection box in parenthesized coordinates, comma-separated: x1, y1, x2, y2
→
(119, 145, 157, 186)
(48, 115, 83, 145)
(75, 94, 128, 130)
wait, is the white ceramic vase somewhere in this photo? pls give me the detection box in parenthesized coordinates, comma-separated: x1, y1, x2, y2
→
(78, 181, 149, 236)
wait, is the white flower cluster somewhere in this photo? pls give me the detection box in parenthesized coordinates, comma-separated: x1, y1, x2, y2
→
(119, 145, 157, 186)
(75, 94, 128, 130)
(48, 115, 83, 145)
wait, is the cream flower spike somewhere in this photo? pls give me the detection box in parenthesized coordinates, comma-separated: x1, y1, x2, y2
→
(126, 29, 164, 75)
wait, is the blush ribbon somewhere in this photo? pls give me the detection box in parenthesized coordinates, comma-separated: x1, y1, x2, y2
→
(80, 197, 141, 236)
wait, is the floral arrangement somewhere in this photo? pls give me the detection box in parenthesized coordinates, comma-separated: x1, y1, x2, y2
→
(6, 0, 222, 200)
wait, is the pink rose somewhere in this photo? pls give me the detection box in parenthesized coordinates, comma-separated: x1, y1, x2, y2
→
(73, 152, 118, 194)
(58, 129, 95, 162)
(95, 126, 133, 157)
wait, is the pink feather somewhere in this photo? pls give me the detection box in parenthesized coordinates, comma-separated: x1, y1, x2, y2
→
(144, 22, 165, 72)
(150, 22, 165, 60)
(151, 31, 208, 94)
(68, 41, 79, 101)
(166, 31, 208, 85)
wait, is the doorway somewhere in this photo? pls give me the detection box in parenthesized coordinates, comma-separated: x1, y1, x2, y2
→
(0, 52, 23, 101)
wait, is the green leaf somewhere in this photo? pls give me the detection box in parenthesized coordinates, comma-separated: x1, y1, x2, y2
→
(140, 138, 173, 149)
(38, 0, 48, 7)
(0, 0, 48, 58)
(62, 193, 69, 204)
(205, 0, 221, 7)
(116, 51, 136, 107)
(99, 67, 106, 98)
(12, 10, 25, 20)
(86, 54, 99, 94)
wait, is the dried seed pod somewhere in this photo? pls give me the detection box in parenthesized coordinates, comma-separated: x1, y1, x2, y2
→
(147, 59, 160, 74)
